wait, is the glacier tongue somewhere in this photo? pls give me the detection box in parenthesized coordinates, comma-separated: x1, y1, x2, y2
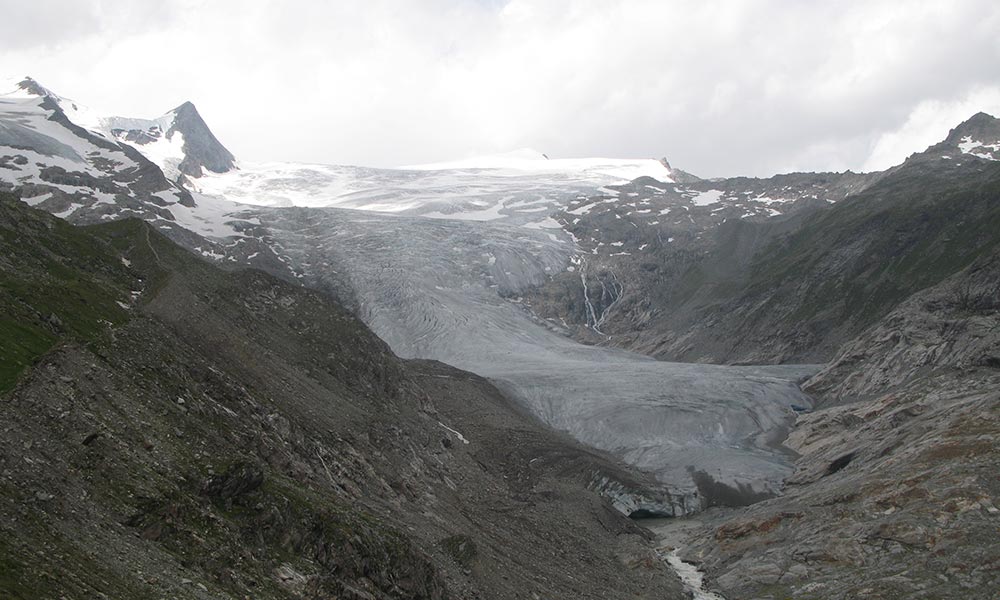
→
(250, 205, 817, 512)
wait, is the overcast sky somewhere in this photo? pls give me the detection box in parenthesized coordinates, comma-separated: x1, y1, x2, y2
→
(2, 0, 998, 177)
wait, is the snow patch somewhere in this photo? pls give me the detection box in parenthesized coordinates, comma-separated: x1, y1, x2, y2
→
(423, 201, 506, 221)
(53, 203, 83, 218)
(523, 217, 563, 230)
(958, 136, 1000, 160)
(690, 190, 724, 206)
(438, 422, 470, 445)
(170, 192, 257, 239)
(20, 192, 52, 207)
(566, 201, 596, 215)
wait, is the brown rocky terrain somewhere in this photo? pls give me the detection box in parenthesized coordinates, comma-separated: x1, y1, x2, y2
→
(666, 246, 1000, 599)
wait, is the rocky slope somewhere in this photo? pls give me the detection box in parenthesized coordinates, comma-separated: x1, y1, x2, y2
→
(526, 113, 1000, 365)
(666, 245, 1000, 599)
(0, 191, 686, 599)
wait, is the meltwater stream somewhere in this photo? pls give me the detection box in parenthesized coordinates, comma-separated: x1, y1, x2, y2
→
(662, 551, 726, 600)
(252, 206, 818, 512)
(644, 517, 727, 599)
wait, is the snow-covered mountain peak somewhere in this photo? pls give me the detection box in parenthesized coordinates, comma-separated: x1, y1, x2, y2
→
(0, 77, 196, 224)
(101, 100, 237, 181)
(3, 77, 62, 109)
(2, 77, 114, 138)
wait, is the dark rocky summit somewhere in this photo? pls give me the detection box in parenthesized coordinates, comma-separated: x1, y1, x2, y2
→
(103, 100, 237, 180)
(169, 100, 237, 177)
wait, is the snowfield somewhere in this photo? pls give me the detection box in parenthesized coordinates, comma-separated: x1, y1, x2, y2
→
(189, 151, 674, 227)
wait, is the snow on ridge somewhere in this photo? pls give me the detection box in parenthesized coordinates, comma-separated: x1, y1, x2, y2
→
(170, 192, 259, 239)
(0, 77, 36, 99)
(957, 135, 1000, 161)
(56, 97, 107, 136)
(403, 148, 550, 169)
(402, 149, 675, 184)
(1, 77, 108, 137)
(958, 136, 981, 154)
(0, 93, 139, 172)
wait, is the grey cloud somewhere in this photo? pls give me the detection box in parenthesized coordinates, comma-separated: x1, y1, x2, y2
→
(0, 0, 176, 51)
(2, 0, 998, 177)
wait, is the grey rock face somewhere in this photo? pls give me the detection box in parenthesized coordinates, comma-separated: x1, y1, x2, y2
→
(170, 101, 236, 177)
(805, 246, 1000, 407)
(102, 101, 236, 180)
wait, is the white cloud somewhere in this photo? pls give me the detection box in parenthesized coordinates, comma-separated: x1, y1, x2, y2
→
(2, 0, 998, 177)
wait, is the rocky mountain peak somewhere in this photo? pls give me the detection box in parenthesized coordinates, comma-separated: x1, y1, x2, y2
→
(945, 111, 999, 143)
(16, 76, 50, 97)
(940, 111, 1000, 161)
(658, 157, 702, 183)
(896, 112, 1000, 167)
(172, 99, 198, 113)
(165, 100, 237, 177)
(98, 99, 237, 181)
